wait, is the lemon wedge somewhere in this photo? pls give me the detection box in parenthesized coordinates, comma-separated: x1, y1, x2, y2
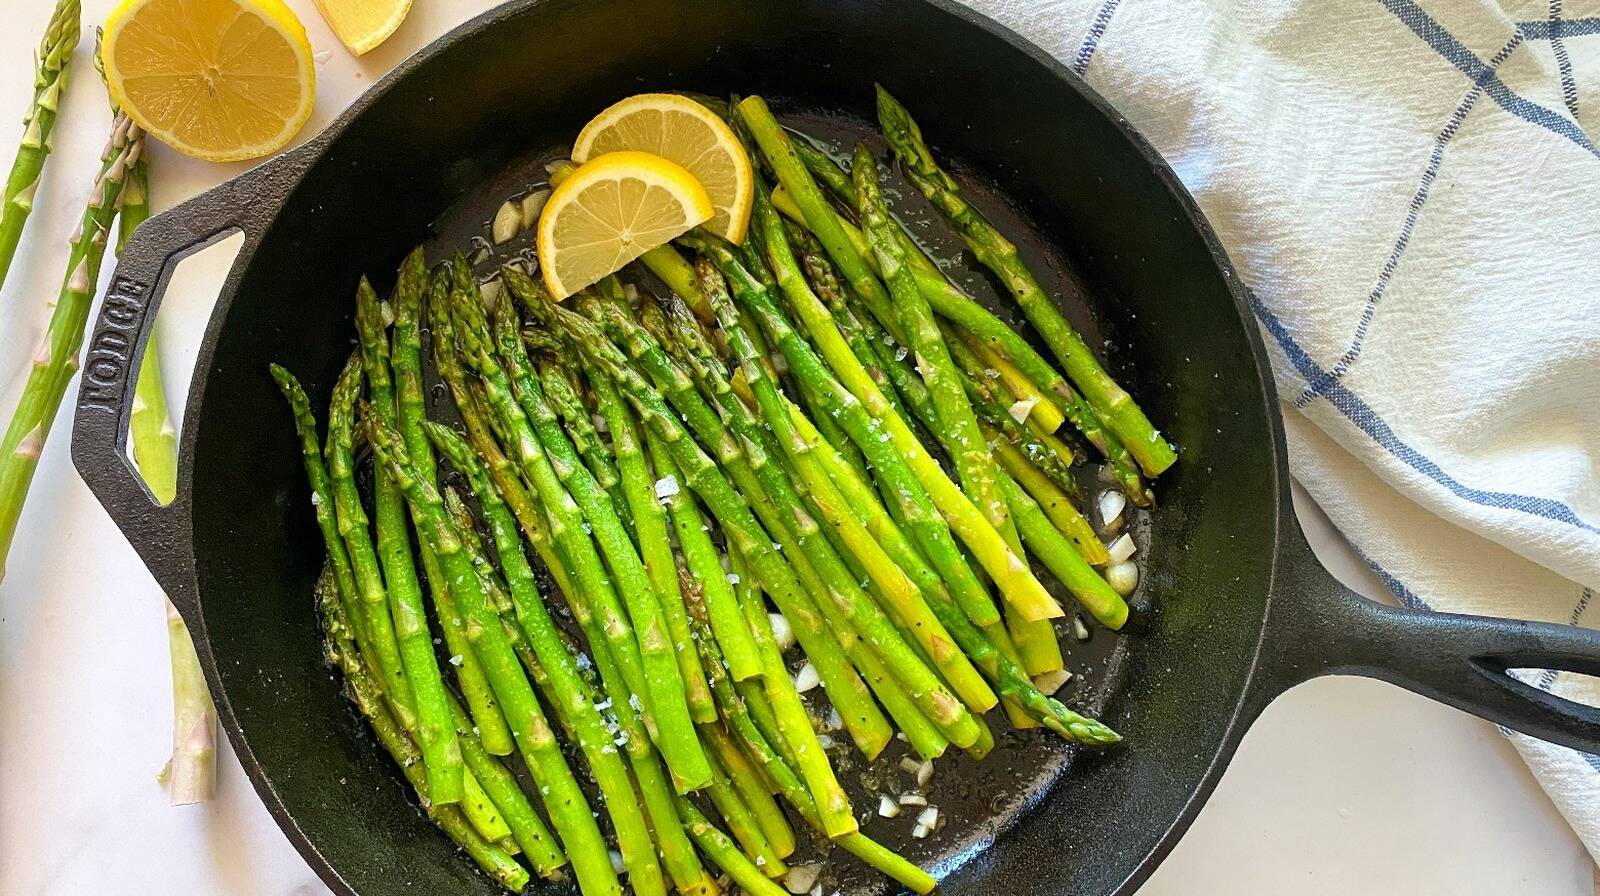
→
(572, 94, 754, 243)
(102, 0, 315, 162)
(537, 151, 715, 300)
(313, 0, 412, 56)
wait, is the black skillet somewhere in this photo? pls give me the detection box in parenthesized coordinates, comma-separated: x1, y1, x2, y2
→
(70, 1, 1600, 894)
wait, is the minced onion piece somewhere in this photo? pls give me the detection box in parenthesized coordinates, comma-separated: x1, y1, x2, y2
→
(769, 613, 795, 650)
(492, 199, 522, 244)
(783, 864, 823, 894)
(915, 759, 934, 788)
(898, 792, 928, 807)
(793, 662, 820, 693)
(1033, 668, 1072, 694)
(1098, 490, 1127, 529)
(1106, 532, 1136, 564)
(1008, 396, 1039, 425)
(1106, 560, 1139, 596)
(1072, 615, 1091, 642)
(878, 795, 900, 818)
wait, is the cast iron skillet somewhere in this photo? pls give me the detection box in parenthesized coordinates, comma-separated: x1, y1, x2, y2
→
(70, 1, 1600, 894)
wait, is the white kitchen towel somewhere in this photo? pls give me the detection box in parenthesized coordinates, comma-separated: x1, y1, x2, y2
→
(964, 0, 1600, 862)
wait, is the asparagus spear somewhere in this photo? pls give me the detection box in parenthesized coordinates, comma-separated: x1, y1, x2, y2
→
(443, 475, 720, 896)
(0, 0, 80, 291)
(639, 243, 713, 320)
(354, 278, 464, 804)
(697, 255, 985, 744)
(687, 566, 937, 894)
(318, 570, 532, 892)
(875, 86, 1176, 476)
(544, 300, 859, 839)
(701, 721, 794, 862)
(425, 425, 667, 896)
(366, 418, 621, 896)
(548, 281, 889, 765)
(535, 357, 633, 539)
(114, 152, 218, 805)
(649, 432, 761, 681)
(476, 292, 710, 790)
(700, 744, 786, 874)
(445, 694, 567, 877)
(796, 405, 1120, 744)
(575, 357, 717, 722)
(402, 265, 516, 756)
(0, 112, 142, 577)
(444, 270, 710, 792)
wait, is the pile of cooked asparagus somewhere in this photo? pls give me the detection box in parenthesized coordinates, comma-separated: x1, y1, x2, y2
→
(272, 88, 1175, 895)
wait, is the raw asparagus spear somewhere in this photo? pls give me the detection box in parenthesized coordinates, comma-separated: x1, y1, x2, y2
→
(875, 86, 1176, 476)
(354, 278, 464, 804)
(0, 112, 142, 577)
(0, 0, 80, 290)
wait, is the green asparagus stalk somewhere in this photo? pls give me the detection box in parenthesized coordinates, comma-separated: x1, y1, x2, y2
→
(404, 265, 515, 756)
(551, 283, 889, 764)
(366, 417, 621, 896)
(677, 796, 789, 896)
(0, 0, 80, 291)
(945, 330, 1081, 501)
(443, 481, 722, 896)
(446, 695, 567, 877)
(875, 86, 1176, 476)
(991, 434, 1105, 565)
(686, 560, 936, 894)
(649, 433, 761, 681)
(724, 548, 788, 766)
(318, 571, 532, 892)
(697, 255, 985, 748)
(354, 278, 464, 805)
(544, 300, 858, 838)
(443, 269, 709, 791)
(701, 722, 794, 863)
(640, 243, 713, 320)
(996, 473, 1129, 630)
(798, 405, 1120, 744)
(424, 423, 666, 896)
(0, 112, 142, 578)
(700, 745, 786, 875)
(535, 358, 634, 539)
(577, 359, 717, 722)
(116, 153, 218, 805)
(477, 292, 710, 791)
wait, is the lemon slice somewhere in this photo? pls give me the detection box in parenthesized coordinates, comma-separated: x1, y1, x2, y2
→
(313, 0, 412, 56)
(102, 0, 316, 162)
(537, 151, 715, 300)
(572, 94, 754, 243)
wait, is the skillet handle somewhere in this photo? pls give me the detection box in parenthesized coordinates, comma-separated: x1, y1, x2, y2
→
(1258, 522, 1600, 754)
(71, 153, 310, 609)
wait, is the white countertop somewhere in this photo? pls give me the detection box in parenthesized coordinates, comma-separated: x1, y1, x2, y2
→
(0, 1, 1592, 893)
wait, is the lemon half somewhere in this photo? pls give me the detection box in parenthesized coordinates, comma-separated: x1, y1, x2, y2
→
(102, 0, 316, 163)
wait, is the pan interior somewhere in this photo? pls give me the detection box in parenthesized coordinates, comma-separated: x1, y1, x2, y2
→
(183, 1, 1282, 894)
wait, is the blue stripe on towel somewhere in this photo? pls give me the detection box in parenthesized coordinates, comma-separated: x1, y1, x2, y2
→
(1519, 17, 1600, 39)
(1547, 1, 1582, 119)
(1292, 40, 1507, 407)
(1381, 0, 1600, 157)
(1073, 0, 1125, 75)
(1251, 293, 1600, 536)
